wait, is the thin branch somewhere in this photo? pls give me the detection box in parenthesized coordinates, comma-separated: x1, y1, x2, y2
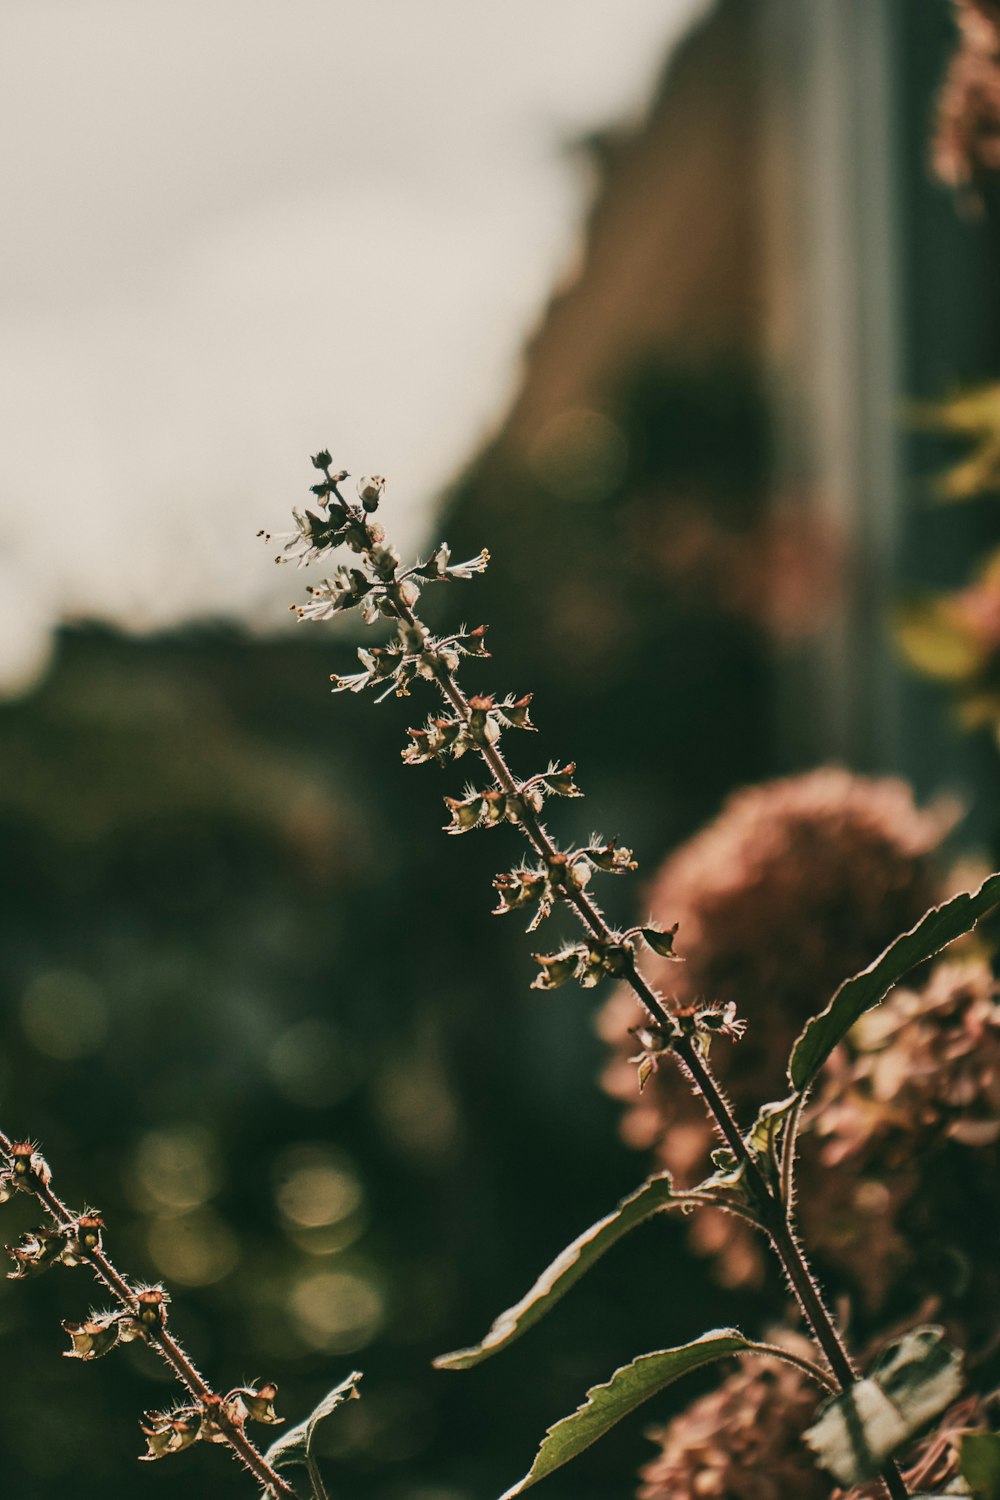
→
(0, 1131, 299, 1500)
(741, 1340, 838, 1395)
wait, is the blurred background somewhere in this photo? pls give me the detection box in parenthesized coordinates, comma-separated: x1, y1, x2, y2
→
(2, 1, 1000, 1496)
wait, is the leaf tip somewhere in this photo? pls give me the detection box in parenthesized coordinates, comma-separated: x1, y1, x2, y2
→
(432, 1348, 476, 1371)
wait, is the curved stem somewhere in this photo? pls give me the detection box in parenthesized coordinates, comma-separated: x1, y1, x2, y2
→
(780, 1093, 807, 1211)
(742, 1340, 838, 1394)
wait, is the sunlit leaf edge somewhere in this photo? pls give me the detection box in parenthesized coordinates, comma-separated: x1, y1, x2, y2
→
(788, 874, 1000, 1094)
(434, 1173, 688, 1370)
(499, 1330, 752, 1497)
(263, 1371, 363, 1473)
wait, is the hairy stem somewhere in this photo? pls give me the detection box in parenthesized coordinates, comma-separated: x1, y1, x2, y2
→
(294, 480, 910, 1500)
(390, 591, 910, 1500)
(0, 1132, 298, 1500)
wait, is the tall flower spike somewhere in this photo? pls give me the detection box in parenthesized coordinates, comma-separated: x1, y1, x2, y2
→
(266, 454, 934, 1500)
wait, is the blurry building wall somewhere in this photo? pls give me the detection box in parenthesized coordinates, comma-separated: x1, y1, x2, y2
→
(446, 0, 1000, 828)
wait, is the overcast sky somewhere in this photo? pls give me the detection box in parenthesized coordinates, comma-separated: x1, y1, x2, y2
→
(0, 0, 706, 694)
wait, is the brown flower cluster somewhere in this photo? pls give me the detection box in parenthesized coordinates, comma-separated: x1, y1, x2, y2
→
(637, 1356, 828, 1500)
(933, 0, 1000, 193)
(598, 768, 950, 1285)
(799, 957, 1000, 1311)
(639, 1356, 988, 1500)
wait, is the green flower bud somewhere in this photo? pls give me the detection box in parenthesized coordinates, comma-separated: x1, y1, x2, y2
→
(531, 947, 585, 990)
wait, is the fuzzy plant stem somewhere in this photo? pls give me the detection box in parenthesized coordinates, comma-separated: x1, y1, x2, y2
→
(281, 464, 910, 1500)
(392, 592, 912, 1500)
(0, 1131, 299, 1500)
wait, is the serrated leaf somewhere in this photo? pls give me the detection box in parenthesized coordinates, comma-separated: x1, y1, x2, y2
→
(435, 1174, 685, 1370)
(804, 1327, 963, 1486)
(499, 1331, 753, 1497)
(963, 1432, 1000, 1499)
(788, 875, 1000, 1095)
(264, 1371, 362, 1477)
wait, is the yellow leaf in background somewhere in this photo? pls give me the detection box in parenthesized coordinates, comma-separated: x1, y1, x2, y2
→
(957, 692, 1000, 731)
(907, 383, 1000, 500)
(895, 599, 985, 681)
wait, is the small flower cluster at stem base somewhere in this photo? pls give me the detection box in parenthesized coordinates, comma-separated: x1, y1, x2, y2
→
(0, 1131, 298, 1498)
(140, 1383, 281, 1463)
(7, 1211, 104, 1278)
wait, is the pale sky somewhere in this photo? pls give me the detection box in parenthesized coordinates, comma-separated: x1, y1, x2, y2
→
(1, 0, 706, 694)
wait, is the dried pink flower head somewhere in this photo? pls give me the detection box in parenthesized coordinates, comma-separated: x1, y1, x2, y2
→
(638, 1354, 827, 1500)
(640, 1362, 989, 1500)
(597, 768, 951, 1287)
(798, 957, 1000, 1311)
(933, 0, 1000, 193)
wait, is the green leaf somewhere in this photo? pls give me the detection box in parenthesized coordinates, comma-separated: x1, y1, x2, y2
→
(789, 875, 1000, 1095)
(435, 1174, 687, 1370)
(499, 1330, 752, 1497)
(963, 1433, 1000, 1499)
(804, 1327, 963, 1487)
(263, 1371, 362, 1485)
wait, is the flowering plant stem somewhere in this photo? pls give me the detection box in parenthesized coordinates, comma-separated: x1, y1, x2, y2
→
(0, 1130, 299, 1500)
(274, 456, 911, 1500)
(403, 608, 908, 1500)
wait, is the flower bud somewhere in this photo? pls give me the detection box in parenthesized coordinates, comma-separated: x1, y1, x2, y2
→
(482, 789, 508, 825)
(63, 1311, 128, 1360)
(140, 1406, 202, 1460)
(136, 1286, 169, 1333)
(369, 544, 399, 581)
(531, 947, 586, 990)
(311, 450, 332, 470)
(232, 1381, 282, 1425)
(499, 694, 535, 730)
(540, 763, 583, 798)
(586, 840, 637, 873)
(443, 794, 485, 834)
(196, 1394, 231, 1445)
(357, 475, 385, 511)
(422, 543, 452, 579)
(696, 1001, 747, 1040)
(9, 1141, 50, 1187)
(68, 1213, 105, 1259)
(7, 1225, 64, 1279)
(641, 922, 680, 957)
(467, 696, 500, 746)
(493, 867, 548, 915)
(463, 625, 490, 656)
(397, 622, 428, 656)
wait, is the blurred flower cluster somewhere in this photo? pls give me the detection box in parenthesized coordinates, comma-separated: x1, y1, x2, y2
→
(933, 0, 1000, 197)
(637, 1352, 829, 1500)
(640, 1359, 991, 1500)
(598, 767, 952, 1287)
(800, 956, 1000, 1314)
(599, 767, 1000, 1494)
